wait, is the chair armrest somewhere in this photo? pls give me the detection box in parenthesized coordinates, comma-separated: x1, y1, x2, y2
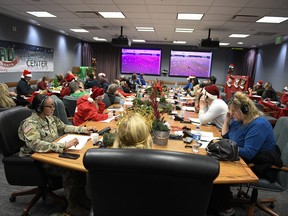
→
(248, 163, 288, 172)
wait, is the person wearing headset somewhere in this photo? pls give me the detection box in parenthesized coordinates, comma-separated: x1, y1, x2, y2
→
(208, 92, 280, 216)
(18, 94, 96, 216)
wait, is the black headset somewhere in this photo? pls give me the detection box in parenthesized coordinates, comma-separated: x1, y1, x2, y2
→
(241, 103, 249, 114)
(36, 95, 49, 113)
(231, 96, 249, 114)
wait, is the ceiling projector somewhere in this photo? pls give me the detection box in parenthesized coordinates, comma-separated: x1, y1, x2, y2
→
(200, 29, 219, 48)
(111, 26, 131, 47)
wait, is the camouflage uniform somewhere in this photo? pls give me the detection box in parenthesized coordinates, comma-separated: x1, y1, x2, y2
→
(18, 112, 90, 216)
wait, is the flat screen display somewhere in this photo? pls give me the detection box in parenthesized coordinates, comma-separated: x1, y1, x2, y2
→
(121, 48, 161, 75)
(169, 50, 212, 78)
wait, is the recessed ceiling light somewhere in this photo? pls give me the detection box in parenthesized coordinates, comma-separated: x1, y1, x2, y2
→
(220, 42, 230, 46)
(237, 42, 244, 45)
(98, 12, 125, 18)
(256, 16, 288, 23)
(173, 41, 186, 44)
(177, 13, 203, 20)
(175, 28, 194, 33)
(70, 29, 89, 33)
(27, 11, 56, 17)
(229, 34, 249, 38)
(132, 39, 146, 42)
(136, 27, 155, 32)
(93, 37, 107, 41)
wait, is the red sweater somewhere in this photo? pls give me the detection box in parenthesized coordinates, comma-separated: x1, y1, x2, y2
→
(281, 93, 288, 106)
(73, 95, 108, 126)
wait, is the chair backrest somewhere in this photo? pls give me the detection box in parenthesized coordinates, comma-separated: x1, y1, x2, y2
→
(51, 95, 70, 125)
(62, 95, 77, 117)
(83, 148, 219, 216)
(273, 117, 288, 188)
(0, 106, 33, 156)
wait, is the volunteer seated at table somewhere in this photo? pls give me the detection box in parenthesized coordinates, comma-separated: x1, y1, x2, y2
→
(113, 112, 152, 149)
(198, 84, 228, 129)
(0, 83, 17, 108)
(248, 79, 265, 96)
(73, 86, 108, 126)
(209, 92, 280, 216)
(281, 86, 288, 106)
(16, 69, 36, 96)
(18, 94, 96, 215)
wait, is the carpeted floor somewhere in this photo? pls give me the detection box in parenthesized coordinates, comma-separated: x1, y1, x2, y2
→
(0, 154, 287, 216)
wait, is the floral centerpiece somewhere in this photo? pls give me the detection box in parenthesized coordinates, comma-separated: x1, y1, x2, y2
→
(118, 80, 172, 145)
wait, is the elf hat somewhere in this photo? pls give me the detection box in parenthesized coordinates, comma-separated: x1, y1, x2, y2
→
(229, 64, 234, 69)
(21, 70, 32, 78)
(204, 84, 219, 100)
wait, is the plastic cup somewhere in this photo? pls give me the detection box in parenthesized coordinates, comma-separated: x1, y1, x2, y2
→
(90, 133, 99, 144)
(192, 142, 201, 153)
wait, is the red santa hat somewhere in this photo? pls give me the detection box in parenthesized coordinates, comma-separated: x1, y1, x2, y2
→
(187, 75, 195, 81)
(65, 72, 75, 82)
(98, 72, 106, 77)
(229, 64, 234, 69)
(21, 70, 32, 78)
(256, 80, 263, 85)
(204, 85, 219, 100)
(88, 87, 104, 102)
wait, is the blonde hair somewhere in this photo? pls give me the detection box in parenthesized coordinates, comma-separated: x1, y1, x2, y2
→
(228, 92, 262, 125)
(112, 79, 120, 86)
(113, 113, 152, 149)
(0, 83, 16, 108)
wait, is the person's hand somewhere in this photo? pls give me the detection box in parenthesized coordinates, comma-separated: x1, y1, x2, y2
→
(199, 95, 207, 108)
(226, 111, 232, 120)
(83, 126, 97, 134)
(64, 138, 79, 149)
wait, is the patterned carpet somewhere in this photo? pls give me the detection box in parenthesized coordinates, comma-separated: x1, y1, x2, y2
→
(0, 154, 287, 216)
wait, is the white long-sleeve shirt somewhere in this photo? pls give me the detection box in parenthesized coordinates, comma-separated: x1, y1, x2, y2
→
(198, 99, 228, 129)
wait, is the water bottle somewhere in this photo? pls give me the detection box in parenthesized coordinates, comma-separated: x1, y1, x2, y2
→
(193, 125, 201, 142)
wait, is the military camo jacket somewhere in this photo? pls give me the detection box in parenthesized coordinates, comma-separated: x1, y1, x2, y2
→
(18, 112, 86, 157)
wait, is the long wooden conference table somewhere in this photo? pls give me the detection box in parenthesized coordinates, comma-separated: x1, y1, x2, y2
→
(31, 106, 258, 185)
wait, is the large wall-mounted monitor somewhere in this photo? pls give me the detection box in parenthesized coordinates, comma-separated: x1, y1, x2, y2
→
(121, 48, 162, 75)
(169, 50, 212, 78)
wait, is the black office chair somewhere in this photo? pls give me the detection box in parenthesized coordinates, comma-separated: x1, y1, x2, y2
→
(0, 106, 66, 216)
(83, 148, 219, 216)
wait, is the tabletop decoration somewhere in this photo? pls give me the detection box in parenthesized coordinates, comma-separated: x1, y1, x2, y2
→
(118, 80, 172, 146)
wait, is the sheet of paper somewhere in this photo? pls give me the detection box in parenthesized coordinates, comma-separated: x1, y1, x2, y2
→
(100, 116, 116, 123)
(125, 97, 134, 101)
(189, 117, 200, 124)
(57, 134, 90, 150)
(182, 106, 195, 111)
(124, 101, 133, 106)
(107, 107, 124, 112)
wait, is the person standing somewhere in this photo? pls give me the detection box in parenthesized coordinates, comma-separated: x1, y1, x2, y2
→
(16, 70, 35, 96)
(18, 94, 96, 216)
(198, 84, 228, 129)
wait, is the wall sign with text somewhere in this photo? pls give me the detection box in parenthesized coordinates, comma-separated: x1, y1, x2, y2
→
(0, 40, 54, 73)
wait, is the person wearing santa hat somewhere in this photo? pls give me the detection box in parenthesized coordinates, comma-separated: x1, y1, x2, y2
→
(281, 86, 288, 107)
(250, 79, 265, 96)
(227, 64, 235, 74)
(16, 69, 35, 96)
(198, 84, 228, 129)
(73, 86, 109, 126)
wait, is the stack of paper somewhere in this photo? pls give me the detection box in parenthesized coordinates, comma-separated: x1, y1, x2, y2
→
(57, 134, 90, 150)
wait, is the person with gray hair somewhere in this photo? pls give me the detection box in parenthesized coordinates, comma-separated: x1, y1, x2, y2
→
(103, 84, 124, 108)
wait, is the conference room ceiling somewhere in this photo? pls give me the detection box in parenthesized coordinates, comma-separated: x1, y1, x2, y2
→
(1, 0, 288, 48)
